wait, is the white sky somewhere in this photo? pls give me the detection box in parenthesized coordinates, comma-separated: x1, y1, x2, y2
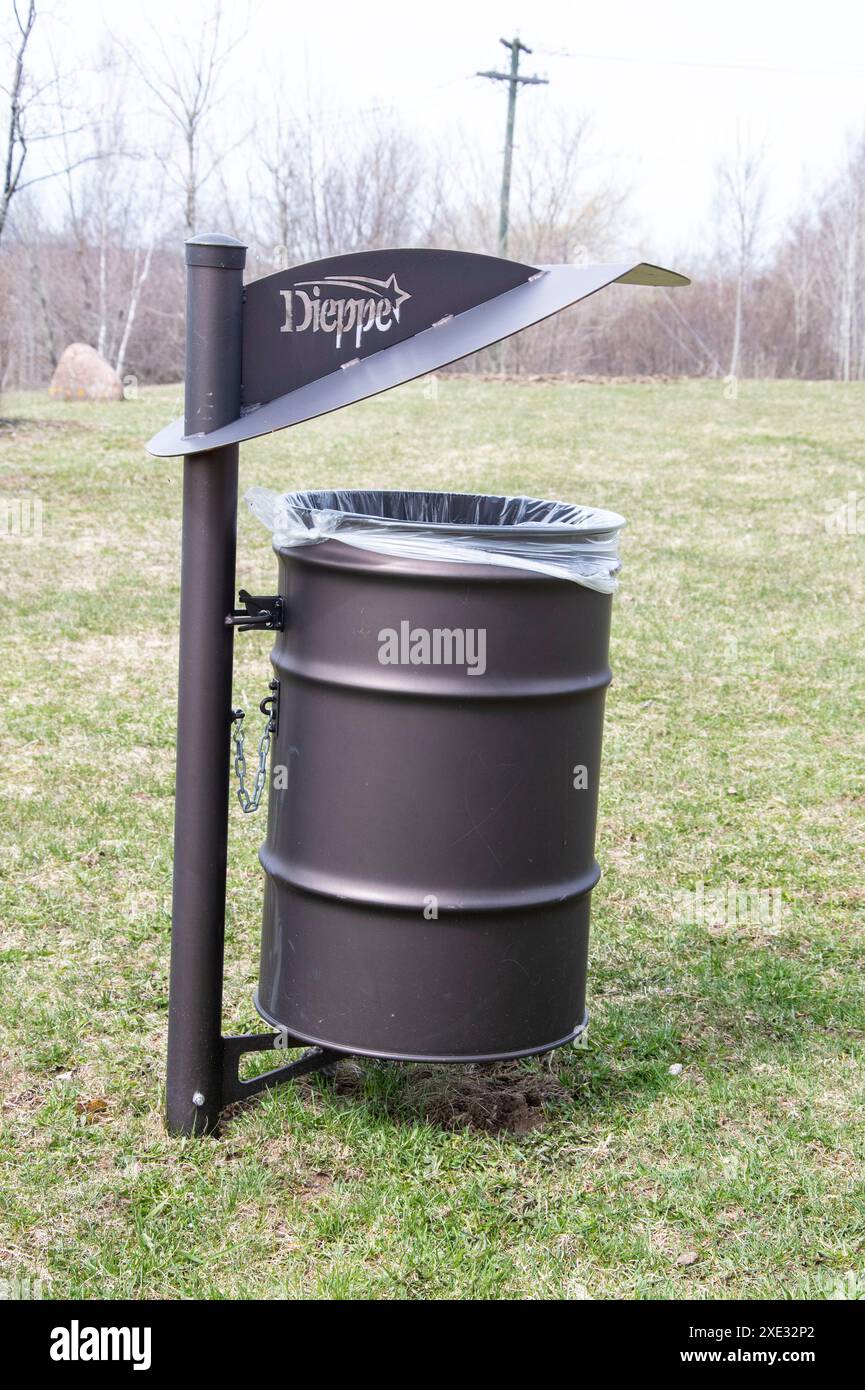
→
(33, 0, 865, 260)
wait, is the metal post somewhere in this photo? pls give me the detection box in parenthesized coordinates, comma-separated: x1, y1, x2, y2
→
(166, 233, 247, 1136)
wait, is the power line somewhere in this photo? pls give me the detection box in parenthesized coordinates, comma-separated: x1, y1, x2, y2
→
(535, 45, 865, 78)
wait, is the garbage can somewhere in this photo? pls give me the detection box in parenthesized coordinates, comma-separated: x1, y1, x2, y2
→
(247, 487, 623, 1063)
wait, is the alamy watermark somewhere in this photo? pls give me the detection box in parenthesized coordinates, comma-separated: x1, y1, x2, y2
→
(825, 1270, 865, 1300)
(373, 371, 440, 404)
(0, 1275, 47, 1299)
(50, 1321, 151, 1370)
(1, 495, 43, 540)
(824, 491, 865, 536)
(674, 880, 784, 928)
(378, 621, 487, 676)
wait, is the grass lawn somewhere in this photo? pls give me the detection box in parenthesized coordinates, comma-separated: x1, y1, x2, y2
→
(0, 375, 863, 1301)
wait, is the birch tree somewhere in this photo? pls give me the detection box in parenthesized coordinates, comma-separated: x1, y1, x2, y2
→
(715, 141, 767, 378)
(819, 134, 865, 381)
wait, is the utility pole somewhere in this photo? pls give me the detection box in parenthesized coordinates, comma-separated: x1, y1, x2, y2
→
(477, 37, 548, 257)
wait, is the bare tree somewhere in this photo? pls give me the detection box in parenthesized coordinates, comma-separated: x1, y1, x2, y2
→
(775, 207, 819, 377)
(0, 1, 106, 249)
(318, 121, 424, 254)
(817, 133, 865, 382)
(244, 104, 312, 267)
(118, 2, 246, 236)
(516, 109, 628, 262)
(715, 140, 767, 378)
(246, 107, 427, 270)
(0, 0, 36, 244)
(62, 108, 164, 376)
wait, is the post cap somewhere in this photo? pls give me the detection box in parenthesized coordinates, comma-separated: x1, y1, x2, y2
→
(185, 233, 247, 270)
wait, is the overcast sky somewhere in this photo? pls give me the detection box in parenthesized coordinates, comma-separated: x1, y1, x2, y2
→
(36, 0, 865, 259)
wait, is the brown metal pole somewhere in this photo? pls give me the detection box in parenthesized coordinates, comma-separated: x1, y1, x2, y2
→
(166, 233, 246, 1136)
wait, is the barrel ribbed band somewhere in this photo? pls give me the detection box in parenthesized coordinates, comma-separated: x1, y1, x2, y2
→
(259, 847, 601, 915)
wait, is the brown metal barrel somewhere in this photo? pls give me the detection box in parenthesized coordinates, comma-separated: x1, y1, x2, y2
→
(255, 495, 614, 1062)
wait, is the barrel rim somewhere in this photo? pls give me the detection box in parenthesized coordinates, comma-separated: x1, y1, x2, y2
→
(276, 487, 625, 541)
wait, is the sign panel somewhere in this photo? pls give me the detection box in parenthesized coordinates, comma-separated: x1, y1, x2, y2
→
(241, 248, 537, 409)
(147, 252, 689, 458)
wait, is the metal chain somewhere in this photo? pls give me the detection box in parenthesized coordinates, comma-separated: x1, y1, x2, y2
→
(231, 682, 278, 814)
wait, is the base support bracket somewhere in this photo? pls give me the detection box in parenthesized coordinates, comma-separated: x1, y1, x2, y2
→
(220, 1031, 344, 1107)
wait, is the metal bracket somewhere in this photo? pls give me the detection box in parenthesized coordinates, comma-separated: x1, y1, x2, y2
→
(221, 1031, 343, 1106)
(225, 589, 284, 632)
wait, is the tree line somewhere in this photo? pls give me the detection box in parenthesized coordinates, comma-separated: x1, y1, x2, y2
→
(2, 0, 865, 391)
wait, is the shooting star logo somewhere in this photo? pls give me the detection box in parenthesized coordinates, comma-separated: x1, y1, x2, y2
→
(280, 273, 412, 350)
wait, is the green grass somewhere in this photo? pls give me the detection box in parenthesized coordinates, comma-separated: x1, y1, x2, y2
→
(0, 376, 863, 1300)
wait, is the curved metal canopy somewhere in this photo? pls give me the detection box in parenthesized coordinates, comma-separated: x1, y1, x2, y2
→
(146, 256, 688, 458)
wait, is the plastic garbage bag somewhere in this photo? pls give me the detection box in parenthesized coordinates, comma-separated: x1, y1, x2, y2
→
(245, 487, 624, 592)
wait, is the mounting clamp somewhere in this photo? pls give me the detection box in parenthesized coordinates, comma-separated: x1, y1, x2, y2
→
(225, 589, 285, 632)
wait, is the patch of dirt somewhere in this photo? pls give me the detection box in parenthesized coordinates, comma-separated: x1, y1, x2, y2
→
(443, 371, 686, 387)
(333, 1058, 570, 1135)
(0, 416, 89, 437)
(295, 1170, 333, 1200)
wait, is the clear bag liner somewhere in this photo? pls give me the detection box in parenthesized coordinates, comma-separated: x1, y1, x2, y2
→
(245, 488, 625, 592)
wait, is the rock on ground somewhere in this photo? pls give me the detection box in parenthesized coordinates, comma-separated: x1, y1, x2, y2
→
(49, 343, 124, 402)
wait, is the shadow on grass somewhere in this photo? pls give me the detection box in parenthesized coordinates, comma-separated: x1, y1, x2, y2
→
(0, 415, 86, 432)
(286, 1045, 677, 1138)
(329, 976, 857, 1136)
(222, 935, 863, 1138)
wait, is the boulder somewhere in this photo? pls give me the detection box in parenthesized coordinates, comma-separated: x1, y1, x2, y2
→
(49, 343, 124, 401)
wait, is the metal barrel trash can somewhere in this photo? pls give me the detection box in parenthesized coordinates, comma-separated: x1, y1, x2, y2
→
(246, 488, 624, 1064)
